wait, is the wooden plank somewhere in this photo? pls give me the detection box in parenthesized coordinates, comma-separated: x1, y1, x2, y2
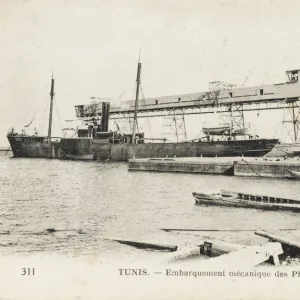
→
(161, 228, 300, 232)
(162, 228, 256, 232)
(199, 240, 246, 257)
(255, 230, 300, 250)
(165, 240, 247, 263)
(109, 238, 178, 252)
(272, 255, 280, 266)
(165, 246, 201, 263)
(183, 242, 283, 268)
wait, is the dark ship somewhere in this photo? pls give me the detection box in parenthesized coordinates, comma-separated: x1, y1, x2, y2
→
(7, 63, 280, 160)
(7, 76, 61, 158)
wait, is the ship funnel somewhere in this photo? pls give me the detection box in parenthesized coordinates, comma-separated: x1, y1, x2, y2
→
(101, 102, 110, 132)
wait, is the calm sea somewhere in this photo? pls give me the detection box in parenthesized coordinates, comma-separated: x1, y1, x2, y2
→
(0, 156, 299, 259)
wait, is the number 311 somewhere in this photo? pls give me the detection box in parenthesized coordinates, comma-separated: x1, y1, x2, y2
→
(21, 268, 35, 276)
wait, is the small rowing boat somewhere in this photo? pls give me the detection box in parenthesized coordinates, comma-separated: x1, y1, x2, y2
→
(66, 153, 94, 161)
(192, 190, 300, 212)
(288, 169, 300, 179)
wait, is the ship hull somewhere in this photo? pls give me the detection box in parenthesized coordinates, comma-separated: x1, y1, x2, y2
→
(7, 135, 60, 158)
(58, 138, 278, 161)
(8, 134, 278, 161)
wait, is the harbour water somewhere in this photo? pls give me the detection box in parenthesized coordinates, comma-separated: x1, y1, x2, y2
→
(0, 156, 299, 260)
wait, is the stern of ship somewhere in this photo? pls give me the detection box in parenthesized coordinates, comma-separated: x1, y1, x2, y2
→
(7, 134, 23, 157)
(7, 133, 58, 158)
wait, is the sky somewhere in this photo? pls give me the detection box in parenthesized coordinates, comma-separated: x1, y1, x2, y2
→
(1, 0, 300, 146)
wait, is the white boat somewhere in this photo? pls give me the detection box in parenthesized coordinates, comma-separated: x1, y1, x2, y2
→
(202, 127, 248, 136)
(202, 126, 231, 135)
(288, 169, 300, 179)
(265, 143, 300, 158)
(66, 154, 94, 160)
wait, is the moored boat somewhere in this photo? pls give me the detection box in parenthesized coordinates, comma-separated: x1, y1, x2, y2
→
(265, 143, 300, 158)
(202, 126, 231, 135)
(202, 127, 248, 136)
(7, 76, 61, 159)
(192, 191, 300, 212)
(288, 169, 300, 179)
(66, 154, 94, 161)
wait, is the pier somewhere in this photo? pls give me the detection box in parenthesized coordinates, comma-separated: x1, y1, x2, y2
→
(128, 157, 234, 175)
(0, 147, 12, 157)
(109, 229, 300, 267)
(128, 157, 300, 179)
(76, 70, 300, 119)
(234, 159, 300, 178)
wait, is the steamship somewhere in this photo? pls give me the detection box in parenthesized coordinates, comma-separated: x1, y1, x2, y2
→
(7, 64, 279, 160)
(7, 76, 61, 159)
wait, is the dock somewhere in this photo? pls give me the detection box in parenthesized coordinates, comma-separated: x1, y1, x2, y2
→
(233, 159, 300, 178)
(0, 147, 12, 157)
(128, 157, 300, 179)
(128, 157, 234, 175)
(109, 229, 300, 267)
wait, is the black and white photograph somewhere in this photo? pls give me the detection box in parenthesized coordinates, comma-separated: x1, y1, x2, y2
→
(0, 0, 300, 299)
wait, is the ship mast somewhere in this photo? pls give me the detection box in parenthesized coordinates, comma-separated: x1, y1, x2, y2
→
(292, 105, 298, 142)
(47, 75, 55, 139)
(132, 60, 142, 144)
(283, 70, 300, 143)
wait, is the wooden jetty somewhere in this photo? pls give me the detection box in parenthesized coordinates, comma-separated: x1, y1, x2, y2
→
(165, 245, 201, 263)
(200, 240, 246, 257)
(108, 238, 178, 252)
(165, 240, 247, 263)
(164, 240, 283, 267)
(255, 230, 300, 250)
(107, 229, 300, 267)
(186, 242, 283, 268)
(166, 232, 300, 267)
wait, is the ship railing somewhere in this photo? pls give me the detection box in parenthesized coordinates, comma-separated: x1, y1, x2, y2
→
(139, 138, 167, 143)
(7, 127, 16, 135)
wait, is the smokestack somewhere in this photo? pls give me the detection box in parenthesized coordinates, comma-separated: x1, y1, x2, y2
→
(101, 102, 110, 132)
(105, 103, 110, 132)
